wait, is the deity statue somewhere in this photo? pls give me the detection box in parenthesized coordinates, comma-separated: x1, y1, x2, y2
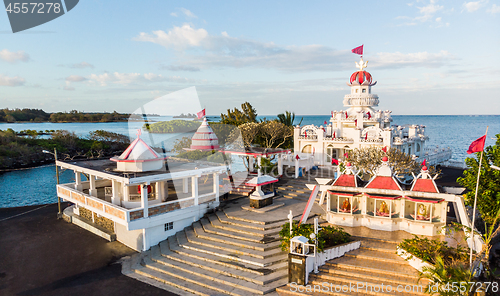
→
(379, 201, 389, 214)
(417, 204, 427, 216)
(342, 198, 351, 211)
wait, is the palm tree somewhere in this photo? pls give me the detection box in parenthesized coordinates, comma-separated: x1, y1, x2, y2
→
(277, 111, 302, 127)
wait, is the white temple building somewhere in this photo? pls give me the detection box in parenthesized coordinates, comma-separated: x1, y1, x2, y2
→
(294, 57, 452, 166)
(57, 132, 225, 251)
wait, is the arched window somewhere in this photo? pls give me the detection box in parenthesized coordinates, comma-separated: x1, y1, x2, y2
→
(416, 143, 421, 152)
(326, 145, 337, 163)
(302, 145, 312, 154)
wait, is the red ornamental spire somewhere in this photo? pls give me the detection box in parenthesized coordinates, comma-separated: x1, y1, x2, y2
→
(382, 146, 388, 153)
(422, 159, 426, 166)
(351, 45, 363, 55)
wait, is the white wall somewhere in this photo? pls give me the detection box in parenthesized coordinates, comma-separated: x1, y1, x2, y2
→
(115, 223, 143, 251)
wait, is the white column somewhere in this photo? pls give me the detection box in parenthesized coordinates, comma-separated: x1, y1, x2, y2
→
(278, 156, 283, 176)
(249, 156, 254, 173)
(111, 180, 120, 205)
(183, 178, 189, 193)
(123, 184, 130, 201)
(295, 158, 299, 179)
(213, 173, 219, 203)
(257, 156, 262, 177)
(192, 176, 199, 206)
(142, 229, 148, 251)
(89, 175, 97, 197)
(155, 182, 163, 202)
(141, 183, 149, 218)
(75, 172, 83, 191)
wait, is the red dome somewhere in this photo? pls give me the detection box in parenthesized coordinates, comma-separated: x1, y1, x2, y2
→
(350, 71, 372, 84)
(382, 156, 388, 162)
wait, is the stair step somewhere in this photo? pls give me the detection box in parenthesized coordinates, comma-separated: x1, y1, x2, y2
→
(193, 221, 282, 252)
(208, 214, 281, 237)
(175, 231, 287, 268)
(325, 256, 420, 279)
(201, 218, 280, 244)
(311, 273, 429, 296)
(186, 226, 284, 259)
(276, 285, 350, 296)
(145, 254, 285, 295)
(343, 248, 405, 264)
(158, 242, 287, 285)
(216, 210, 285, 231)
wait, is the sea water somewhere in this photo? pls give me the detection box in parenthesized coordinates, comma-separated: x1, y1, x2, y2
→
(1, 115, 499, 208)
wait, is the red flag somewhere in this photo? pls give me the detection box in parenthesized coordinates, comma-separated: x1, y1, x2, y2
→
(382, 146, 387, 153)
(331, 159, 339, 165)
(422, 159, 426, 166)
(197, 109, 206, 119)
(355, 119, 358, 126)
(344, 152, 349, 158)
(351, 45, 363, 55)
(333, 131, 336, 138)
(331, 111, 334, 117)
(467, 135, 486, 154)
(295, 155, 300, 160)
(367, 112, 371, 119)
(365, 133, 368, 140)
(345, 112, 348, 119)
(324, 120, 327, 125)
(304, 131, 307, 137)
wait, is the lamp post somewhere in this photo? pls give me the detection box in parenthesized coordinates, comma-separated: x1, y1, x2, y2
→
(42, 148, 62, 218)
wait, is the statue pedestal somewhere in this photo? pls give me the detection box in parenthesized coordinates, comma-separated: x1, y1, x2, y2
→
(249, 189, 274, 209)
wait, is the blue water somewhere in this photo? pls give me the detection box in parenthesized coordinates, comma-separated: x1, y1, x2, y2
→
(1, 115, 499, 208)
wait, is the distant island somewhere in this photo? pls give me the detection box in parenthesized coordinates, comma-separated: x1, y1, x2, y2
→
(173, 113, 197, 119)
(0, 108, 130, 123)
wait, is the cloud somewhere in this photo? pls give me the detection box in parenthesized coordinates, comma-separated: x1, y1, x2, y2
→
(161, 65, 201, 72)
(0, 49, 30, 63)
(372, 50, 455, 69)
(134, 24, 208, 49)
(137, 25, 454, 72)
(170, 12, 178, 17)
(63, 85, 75, 91)
(397, 0, 445, 26)
(463, 1, 487, 12)
(66, 75, 87, 82)
(487, 4, 500, 13)
(87, 72, 193, 86)
(0, 74, 25, 86)
(180, 8, 197, 18)
(69, 62, 94, 69)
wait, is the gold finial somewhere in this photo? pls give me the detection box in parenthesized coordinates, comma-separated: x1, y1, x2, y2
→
(355, 57, 368, 71)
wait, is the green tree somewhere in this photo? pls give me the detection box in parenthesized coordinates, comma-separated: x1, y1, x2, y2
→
(220, 102, 257, 126)
(172, 136, 192, 153)
(457, 134, 500, 227)
(277, 111, 303, 127)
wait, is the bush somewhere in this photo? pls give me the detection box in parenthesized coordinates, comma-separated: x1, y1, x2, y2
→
(398, 235, 469, 265)
(279, 221, 351, 253)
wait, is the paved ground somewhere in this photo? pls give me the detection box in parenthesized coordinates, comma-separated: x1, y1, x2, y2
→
(0, 202, 175, 296)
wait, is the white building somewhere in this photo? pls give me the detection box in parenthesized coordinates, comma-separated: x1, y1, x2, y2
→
(294, 57, 451, 166)
(57, 132, 226, 251)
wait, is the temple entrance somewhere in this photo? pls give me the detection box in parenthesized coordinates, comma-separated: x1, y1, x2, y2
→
(326, 146, 337, 164)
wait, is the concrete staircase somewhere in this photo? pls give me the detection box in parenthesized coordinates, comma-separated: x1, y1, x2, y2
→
(128, 210, 290, 295)
(276, 236, 430, 296)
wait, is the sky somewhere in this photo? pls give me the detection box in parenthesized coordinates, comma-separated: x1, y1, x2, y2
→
(0, 0, 499, 116)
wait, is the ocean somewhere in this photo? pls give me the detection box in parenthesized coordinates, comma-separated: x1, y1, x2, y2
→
(1, 115, 499, 208)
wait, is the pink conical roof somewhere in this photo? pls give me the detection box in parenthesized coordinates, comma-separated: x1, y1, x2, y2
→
(111, 132, 166, 163)
(190, 118, 220, 150)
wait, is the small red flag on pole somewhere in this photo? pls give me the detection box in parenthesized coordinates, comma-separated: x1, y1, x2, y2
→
(351, 45, 363, 55)
(422, 159, 426, 166)
(324, 120, 327, 125)
(367, 111, 371, 119)
(468, 127, 489, 267)
(467, 135, 486, 154)
(382, 146, 387, 153)
(197, 109, 206, 119)
(345, 112, 348, 119)
(333, 131, 336, 138)
(331, 159, 339, 165)
(365, 133, 368, 140)
(331, 111, 334, 117)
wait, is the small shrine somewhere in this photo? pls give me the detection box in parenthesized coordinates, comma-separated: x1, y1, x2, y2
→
(110, 130, 167, 172)
(324, 157, 449, 236)
(189, 118, 220, 151)
(246, 174, 278, 208)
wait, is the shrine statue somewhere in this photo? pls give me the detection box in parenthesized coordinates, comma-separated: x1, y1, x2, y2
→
(379, 201, 389, 214)
(417, 204, 427, 216)
(342, 198, 351, 211)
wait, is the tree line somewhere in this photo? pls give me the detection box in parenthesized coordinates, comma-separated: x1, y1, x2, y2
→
(0, 108, 130, 123)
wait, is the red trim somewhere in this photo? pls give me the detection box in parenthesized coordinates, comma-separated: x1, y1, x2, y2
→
(221, 149, 291, 156)
(190, 145, 220, 149)
(364, 193, 401, 200)
(404, 196, 444, 204)
(110, 156, 167, 163)
(245, 179, 279, 187)
(327, 190, 355, 197)
(300, 185, 317, 224)
(191, 138, 219, 141)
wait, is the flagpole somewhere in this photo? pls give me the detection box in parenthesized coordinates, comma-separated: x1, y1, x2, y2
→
(469, 126, 488, 268)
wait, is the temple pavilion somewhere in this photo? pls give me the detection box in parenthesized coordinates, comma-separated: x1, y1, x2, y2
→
(57, 131, 226, 251)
